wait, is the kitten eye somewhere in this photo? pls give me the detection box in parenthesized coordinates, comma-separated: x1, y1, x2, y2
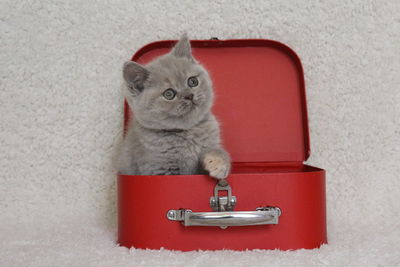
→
(187, 76, 199, 87)
(162, 88, 176, 100)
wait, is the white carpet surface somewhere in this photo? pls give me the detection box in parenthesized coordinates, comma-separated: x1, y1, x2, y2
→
(1, 0, 400, 266)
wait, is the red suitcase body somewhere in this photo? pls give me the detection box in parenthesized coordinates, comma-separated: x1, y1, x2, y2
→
(118, 39, 327, 251)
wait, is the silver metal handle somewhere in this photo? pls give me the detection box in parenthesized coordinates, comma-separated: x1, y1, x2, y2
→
(167, 207, 281, 228)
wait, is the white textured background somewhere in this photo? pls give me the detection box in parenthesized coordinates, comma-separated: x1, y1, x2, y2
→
(1, 1, 399, 266)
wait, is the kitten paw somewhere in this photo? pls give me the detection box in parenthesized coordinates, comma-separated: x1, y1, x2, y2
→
(203, 154, 229, 179)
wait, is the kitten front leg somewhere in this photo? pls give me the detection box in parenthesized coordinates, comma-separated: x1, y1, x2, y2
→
(201, 148, 231, 180)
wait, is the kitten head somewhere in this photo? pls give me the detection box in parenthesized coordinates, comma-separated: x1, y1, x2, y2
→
(123, 35, 214, 130)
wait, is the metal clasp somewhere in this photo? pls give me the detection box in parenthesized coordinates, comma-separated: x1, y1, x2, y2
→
(209, 183, 236, 212)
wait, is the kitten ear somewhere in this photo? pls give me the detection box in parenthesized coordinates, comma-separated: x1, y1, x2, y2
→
(123, 61, 149, 95)
(172, 34, 193, 60)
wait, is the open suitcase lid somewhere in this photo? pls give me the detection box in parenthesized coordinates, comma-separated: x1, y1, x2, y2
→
(127, 39, 310, 163)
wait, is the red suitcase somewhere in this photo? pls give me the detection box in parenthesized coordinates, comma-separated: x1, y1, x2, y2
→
(118, 38, 327, 251)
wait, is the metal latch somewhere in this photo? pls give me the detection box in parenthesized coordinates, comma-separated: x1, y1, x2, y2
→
(167, 181, 281, 229)
(209, 183, 236, 211)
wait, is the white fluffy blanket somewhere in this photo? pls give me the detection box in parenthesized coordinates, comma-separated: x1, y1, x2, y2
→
(1, 0, 399, 266)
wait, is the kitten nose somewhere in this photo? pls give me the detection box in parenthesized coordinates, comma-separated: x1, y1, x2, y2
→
(184, 93, 194, 101)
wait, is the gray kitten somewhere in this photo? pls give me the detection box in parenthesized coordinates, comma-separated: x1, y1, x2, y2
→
(118, 35, 230, 180)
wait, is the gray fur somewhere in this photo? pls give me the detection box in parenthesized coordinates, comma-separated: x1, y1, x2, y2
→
(119, 35, 231, 179)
